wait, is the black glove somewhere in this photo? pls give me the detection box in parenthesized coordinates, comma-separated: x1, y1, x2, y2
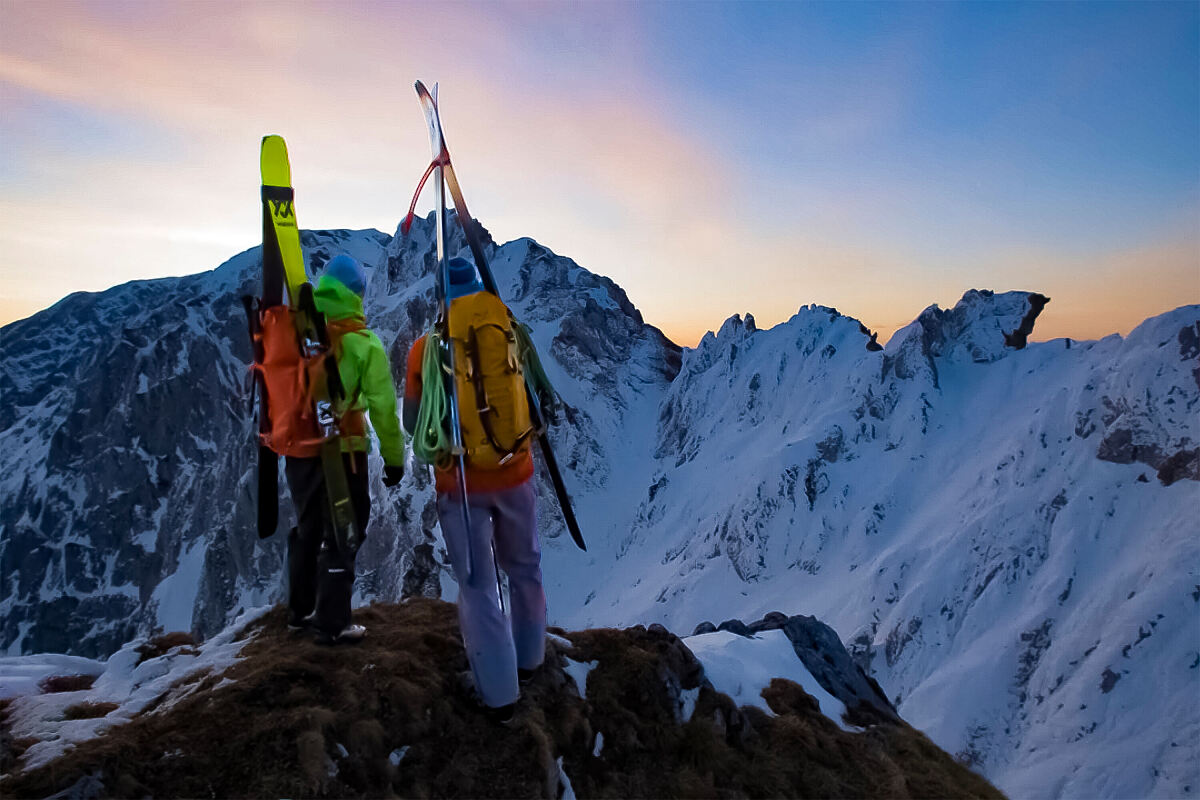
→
(382, 464, 405, 487)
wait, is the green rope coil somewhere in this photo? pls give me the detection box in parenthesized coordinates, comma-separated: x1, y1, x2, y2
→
(513, 320, 560, 420)
(413, 320, 559, 468)
(412, 328, 453, 466)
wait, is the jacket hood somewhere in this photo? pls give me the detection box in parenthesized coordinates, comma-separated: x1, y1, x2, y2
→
(314, 275, 365, 321)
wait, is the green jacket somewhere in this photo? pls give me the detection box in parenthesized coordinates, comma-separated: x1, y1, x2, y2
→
(313, 275, 405, 467)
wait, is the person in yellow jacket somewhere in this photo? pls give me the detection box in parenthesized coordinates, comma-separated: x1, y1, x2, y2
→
(285, 253, 405, 644)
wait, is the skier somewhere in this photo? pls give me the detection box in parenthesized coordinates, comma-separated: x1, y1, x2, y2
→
(285, 253, 406, 644)
(403, 257, 545, 724)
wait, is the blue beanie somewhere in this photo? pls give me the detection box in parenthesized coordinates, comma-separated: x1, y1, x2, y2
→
(447, 257, 483, 299)
(325, 253, 367, 296)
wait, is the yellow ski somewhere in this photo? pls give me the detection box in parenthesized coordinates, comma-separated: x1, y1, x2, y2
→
(260, 135, 309, 305)
(256, 134, 362, 556)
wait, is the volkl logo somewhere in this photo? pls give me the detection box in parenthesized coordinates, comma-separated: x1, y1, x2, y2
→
(270, 199, 295, 219)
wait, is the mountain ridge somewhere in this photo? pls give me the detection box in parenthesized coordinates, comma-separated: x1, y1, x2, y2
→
(1, 218, 1196, 797)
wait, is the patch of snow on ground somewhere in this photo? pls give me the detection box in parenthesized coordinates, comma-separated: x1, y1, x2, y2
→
(556, 755, 577, 800)
(0, 654, 105, 700)
(685, 629, 851, 730)
(2, 606, 270, 772)
(562, 657, 598, 700)
(678, 686, 701, 723)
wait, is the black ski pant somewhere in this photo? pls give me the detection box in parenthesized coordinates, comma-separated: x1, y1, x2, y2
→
(284, 451, 370, 636)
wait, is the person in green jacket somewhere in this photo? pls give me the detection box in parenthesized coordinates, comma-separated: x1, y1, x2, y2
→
(284, 252, 405, 644)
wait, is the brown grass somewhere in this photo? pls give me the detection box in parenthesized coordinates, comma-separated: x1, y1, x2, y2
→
(0, 699, 14, 775)
(135, 632, 199, 665)
(62, 702, 120, 721)
(0, 701, 43, 777)
(38, 674, 97, 694)
(0, 599, 1006, 799)
(11, 737, 39, 756)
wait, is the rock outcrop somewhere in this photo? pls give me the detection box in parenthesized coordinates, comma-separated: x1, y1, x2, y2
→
(693, 611, 899, 726)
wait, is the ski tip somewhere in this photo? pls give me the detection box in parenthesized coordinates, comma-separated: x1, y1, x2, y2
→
(260, 135, 292, 185)
(400, 212, 414, 237)
(415, 80, 439, 107)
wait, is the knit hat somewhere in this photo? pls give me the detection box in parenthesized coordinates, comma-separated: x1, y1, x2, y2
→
(325, 253, 367, 296)
(447, 257, 483, 299)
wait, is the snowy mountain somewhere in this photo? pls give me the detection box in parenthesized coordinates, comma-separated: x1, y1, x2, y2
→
(566, 292, 1199, 799)
(1, 216, 1196, 797)
(1, 228, 391, 657)
(0, 216, 677, 659)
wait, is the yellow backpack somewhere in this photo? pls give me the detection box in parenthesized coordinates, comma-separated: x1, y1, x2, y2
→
(448, 291, 535, 468)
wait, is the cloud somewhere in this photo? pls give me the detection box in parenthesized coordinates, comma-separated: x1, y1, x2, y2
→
(0, 0, 747, 333)
(1, 0, 1196, 350)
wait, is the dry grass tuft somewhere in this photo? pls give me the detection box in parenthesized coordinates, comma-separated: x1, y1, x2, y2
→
(0, 699, 16, 775)
(135, 632, 198, 665)
(38, 674, 98, 694)
(62, 702, 120, 721)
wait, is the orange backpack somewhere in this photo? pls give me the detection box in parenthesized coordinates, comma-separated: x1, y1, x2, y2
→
(251, 306, 366, 458)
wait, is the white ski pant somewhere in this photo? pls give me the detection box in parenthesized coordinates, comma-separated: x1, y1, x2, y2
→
(436, 479, 546, 708)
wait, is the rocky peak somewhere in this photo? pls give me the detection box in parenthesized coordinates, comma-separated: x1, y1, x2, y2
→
(1091, 305, 1200, 484)
(882, 289, 1049, 387)
(379, 210, 491, 295)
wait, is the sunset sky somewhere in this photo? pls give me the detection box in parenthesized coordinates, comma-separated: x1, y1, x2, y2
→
(2, 1, 1197, 346)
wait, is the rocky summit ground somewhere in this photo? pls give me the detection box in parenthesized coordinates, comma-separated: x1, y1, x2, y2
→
(1, 599, 1002, 799)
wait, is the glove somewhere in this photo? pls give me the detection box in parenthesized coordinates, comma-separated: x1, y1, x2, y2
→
(382, 464, 405, 487)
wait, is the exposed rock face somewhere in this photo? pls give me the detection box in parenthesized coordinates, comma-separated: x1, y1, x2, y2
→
(1156, 447, 1199, 486)
(780, 614, 900, 726)
(1093, 317, 1200, 483)
(1003, 292, 1050, 349)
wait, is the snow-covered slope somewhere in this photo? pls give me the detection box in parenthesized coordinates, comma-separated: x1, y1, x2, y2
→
(1, 218, 1196, 797)
(564, 292, 1199, 798)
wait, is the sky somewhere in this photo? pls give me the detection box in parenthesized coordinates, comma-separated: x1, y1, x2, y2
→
(1, 0, 1197, 346)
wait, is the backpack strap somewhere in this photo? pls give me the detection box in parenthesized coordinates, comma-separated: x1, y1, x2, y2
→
(511, 316, 557, 431)
(325, 317, 370, 408)
(241, 296, 264, 415)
